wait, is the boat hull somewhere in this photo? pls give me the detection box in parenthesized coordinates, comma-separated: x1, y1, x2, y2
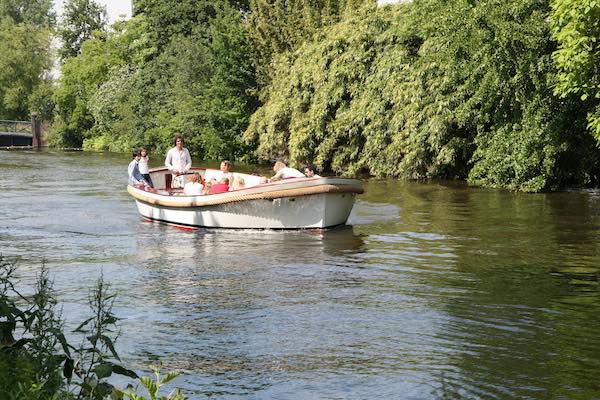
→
(135, 192, 356, 229)
(128, 169, 363, 229)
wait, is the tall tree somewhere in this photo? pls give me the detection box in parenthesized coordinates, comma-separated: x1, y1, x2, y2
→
(51, 18, 135, 148)
(0, 18, 52, 120)
(0, 0, 55, 26)
(59, 0, 107, 60)
(85, 3, 257, 158)
(52, 1, 257, 157)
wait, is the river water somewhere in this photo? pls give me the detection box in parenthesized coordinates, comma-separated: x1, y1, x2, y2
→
(2, 150, 600, 399)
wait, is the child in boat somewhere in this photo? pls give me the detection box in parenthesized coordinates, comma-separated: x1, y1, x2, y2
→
(139, 147, 154, 188)
(231, 176, 245, 190)
(183, 172, 203, 195)
(209, 177, 229, 194)
(270, 161, 305, 181)
(128, 151, 144, 187)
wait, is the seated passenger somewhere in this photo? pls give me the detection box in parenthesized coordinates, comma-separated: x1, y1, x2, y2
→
(304, 165, 321, 178)
(128, 150, 144, 187)
(209, 177, 230, 194)
(270, 161, 305, 182)
(231, 176, 245, 190)
(183, 173, 203, 195)
(128, 150, 156, 192)
(219, 160, 234, 182)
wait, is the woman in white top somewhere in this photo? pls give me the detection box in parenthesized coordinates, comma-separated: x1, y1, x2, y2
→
(165, 135, 192, 188)
(270, 161, 305, 181)
(218, 160, 235, 183)
(183, 172, 203, 195)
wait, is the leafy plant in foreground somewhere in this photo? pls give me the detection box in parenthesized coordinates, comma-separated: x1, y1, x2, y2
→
(116, 364, 186, 400)
(0, 257, 68, 399)
(0, 255, 186, 400)
(70, 275, 138, 400)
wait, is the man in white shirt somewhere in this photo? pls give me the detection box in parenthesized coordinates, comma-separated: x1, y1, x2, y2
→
(165, 135, 192, 188)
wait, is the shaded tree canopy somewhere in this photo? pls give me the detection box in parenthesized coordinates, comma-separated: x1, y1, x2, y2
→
(247, 0, 371, 90)
(42, 0, 600, 191)
(50, 1, 257, 160)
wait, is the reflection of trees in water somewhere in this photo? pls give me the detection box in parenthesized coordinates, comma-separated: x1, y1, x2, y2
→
(357, 179, 600, 397)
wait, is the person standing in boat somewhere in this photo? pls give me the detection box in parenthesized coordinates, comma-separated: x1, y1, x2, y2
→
(139, 147, 154, 188)
(270, 161, 305, 182)
(165, 135, 192, 188)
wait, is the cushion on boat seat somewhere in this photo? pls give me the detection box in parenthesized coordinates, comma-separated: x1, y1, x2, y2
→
(241, 174, 263, 188)
(202, 169, 223, 182)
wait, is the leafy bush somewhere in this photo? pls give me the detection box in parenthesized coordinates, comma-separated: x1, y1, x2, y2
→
(0, 255, 186, 400)
(246, 0, 371, 90)
(551, 0, 600, 140)
(245, 0, 600, 191)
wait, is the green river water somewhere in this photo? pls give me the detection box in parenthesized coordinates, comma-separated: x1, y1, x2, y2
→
(1, 150, 600, 399)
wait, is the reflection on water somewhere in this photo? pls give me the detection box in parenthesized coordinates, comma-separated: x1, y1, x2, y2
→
(2, 151, 600, 398)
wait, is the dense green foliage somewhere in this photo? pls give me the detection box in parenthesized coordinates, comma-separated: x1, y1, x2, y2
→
(3, 0, 600, 191)
(0, 0, 55, 26)
(59, 0, 107, 60)
(132, 0, 218, 50)
(551, 0, 600, 139)
(246, 0, 600, 191)
(50, 0, 257, 159)
(50, 20, 136, 149)
(0, 0, 54, 121)
(247, 0, 370, 89)
(0, 17, 53, 120)
(0, 256, 186, 400)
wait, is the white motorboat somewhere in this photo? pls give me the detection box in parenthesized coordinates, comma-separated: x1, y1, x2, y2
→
(127, 167, 363, 229)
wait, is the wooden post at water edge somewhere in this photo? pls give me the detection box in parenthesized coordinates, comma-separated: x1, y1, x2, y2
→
(31, 112, 42, 149)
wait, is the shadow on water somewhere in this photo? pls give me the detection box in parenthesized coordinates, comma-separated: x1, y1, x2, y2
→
(3, 151, 600, 398)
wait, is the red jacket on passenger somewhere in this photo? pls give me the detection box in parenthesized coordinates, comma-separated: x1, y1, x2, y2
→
(209, 183, 229, 194)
